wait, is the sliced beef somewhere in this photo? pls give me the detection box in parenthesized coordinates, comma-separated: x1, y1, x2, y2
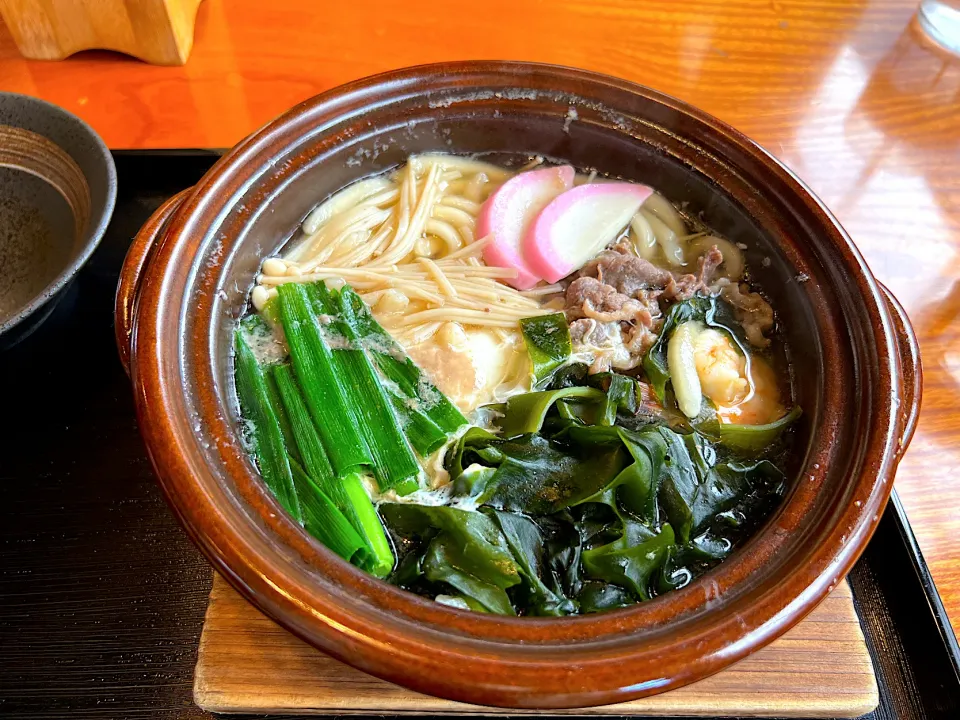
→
(579, 245, 725, 304)
(713, 278, 774, 347)
(664, 245, 725, 302)
(565, 277, 654, 324)
(565, 277, 659, 373)
(698, 245, 725, 286)
(568, 318, 654, 373)
(578, 251, 673, 298)
(568, 317, 613, 346)
(565, 242, 769, 371)
(568, 319, 624, 373)
(609, 237, 635, 256)
(623, 321, 658, 357)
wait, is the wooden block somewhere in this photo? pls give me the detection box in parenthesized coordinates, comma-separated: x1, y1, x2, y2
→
(0, 0, 205, 66)
(195, 574, 878, 718)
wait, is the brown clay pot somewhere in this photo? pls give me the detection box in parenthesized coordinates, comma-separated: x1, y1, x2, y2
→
(116, 62, 921, 709)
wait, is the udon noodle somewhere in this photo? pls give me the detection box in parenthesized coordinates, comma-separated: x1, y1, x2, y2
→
(254, 155, 561, 348)
(254, 153, 744, 353)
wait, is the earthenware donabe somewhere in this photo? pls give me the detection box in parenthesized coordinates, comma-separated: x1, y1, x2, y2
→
(116, 62, 921, 708)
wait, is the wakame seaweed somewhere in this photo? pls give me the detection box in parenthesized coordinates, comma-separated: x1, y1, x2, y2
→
(519, 313, 572, 386)
(382, 368, 791, 616)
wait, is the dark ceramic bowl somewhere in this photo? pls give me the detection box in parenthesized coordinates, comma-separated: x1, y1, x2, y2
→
(0, 93, 116, 348)
(116, 62, 921, 708)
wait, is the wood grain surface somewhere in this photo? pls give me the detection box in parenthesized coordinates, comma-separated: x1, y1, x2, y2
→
(0, 0, 957, 633)
(196, 574, 876, 718)
(0, 0, 204, 65)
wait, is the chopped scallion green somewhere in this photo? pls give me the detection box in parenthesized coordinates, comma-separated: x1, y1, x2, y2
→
(342, 471, 395, 578)
(338, 286, 467, 434)
(233, 331, 302, 523)
(271, 364, 339, 500)
(387, 389, 449, 456)
(276, 283, 373, 474)
(306, 283, 420, 495)
(289, 457, 367, 563)
(272, 363, 394, 570)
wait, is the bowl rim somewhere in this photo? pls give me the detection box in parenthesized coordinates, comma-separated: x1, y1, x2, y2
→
(127, 61, 912, 708)
(0, 91, 117, 337)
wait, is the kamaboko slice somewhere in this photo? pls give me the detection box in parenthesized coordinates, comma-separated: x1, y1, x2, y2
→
(478, 165, 575, 289)
(523, 182, 653, 283)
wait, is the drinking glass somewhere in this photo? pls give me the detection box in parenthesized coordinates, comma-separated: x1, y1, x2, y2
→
(919, 0, 960, 53)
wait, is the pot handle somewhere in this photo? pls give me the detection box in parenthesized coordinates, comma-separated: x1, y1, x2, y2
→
(877, 282, 923, 463)
(115, 189, 191, 377)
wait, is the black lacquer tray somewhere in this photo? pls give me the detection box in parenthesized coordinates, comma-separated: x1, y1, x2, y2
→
(1, 151, 958, 720)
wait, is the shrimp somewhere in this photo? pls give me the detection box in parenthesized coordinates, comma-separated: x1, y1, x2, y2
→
(719, 354, 784, 425)
(692, 327, 784, 425)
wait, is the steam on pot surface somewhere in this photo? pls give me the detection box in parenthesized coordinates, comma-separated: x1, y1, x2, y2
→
(233, 152, 800, 616)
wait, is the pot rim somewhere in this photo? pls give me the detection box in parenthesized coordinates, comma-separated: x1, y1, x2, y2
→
(127, 61, 912, 708)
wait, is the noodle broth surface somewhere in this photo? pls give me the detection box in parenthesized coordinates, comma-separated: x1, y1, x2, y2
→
(236, 153, 797, 616)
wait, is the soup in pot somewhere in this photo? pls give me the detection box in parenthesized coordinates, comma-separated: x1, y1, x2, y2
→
(233, 153, 799, 616)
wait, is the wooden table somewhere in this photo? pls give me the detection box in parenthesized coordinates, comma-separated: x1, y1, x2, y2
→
(2, 0, 958, 635)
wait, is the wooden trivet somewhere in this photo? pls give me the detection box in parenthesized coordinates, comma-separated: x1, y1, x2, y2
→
(194, 574, 877, 717)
